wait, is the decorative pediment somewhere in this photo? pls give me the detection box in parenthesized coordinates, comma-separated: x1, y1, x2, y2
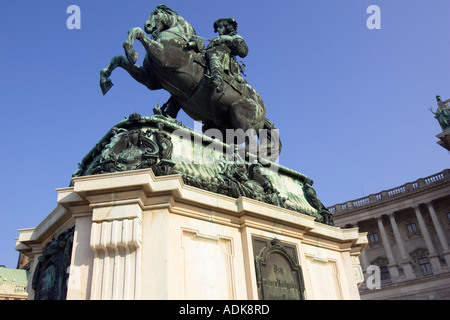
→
(410, 247, 429, 259)
(370, 256, 389, 267)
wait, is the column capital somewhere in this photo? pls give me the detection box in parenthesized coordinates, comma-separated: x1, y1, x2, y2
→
(355, 221, 366, 228)
(425, 201, 435, 208)
(387, 212, 396, 218)
(375, 215, 383, 221)
(29, 247, 44, 255)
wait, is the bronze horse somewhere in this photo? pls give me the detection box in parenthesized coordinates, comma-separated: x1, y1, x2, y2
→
(100, 5, 281, 162)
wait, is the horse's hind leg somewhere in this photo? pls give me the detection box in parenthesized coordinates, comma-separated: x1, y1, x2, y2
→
(230, 99, 264, 134)
(258, 119, 282, 163)
(228, 97, 267, 161)
(161, 96, 181, 118)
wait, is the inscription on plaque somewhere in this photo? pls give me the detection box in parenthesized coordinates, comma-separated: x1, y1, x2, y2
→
(253, 237, 305, 300)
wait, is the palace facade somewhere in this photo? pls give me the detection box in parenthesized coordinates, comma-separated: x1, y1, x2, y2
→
(331, 169, 450, 299)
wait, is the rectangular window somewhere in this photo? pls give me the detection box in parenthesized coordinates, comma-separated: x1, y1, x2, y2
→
(380, 266, 390, 281)
(418, 257, 432, 273)
(368, 232, 379, 243)
(406, 222, 418, 234)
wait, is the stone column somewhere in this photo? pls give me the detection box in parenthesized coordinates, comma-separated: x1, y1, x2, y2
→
(359, 249, 370, 276)
(426, 202, 450, 267)
(413, 206, 442, 272)
(376, 216, 399, 278)
(355, 222, 369, 272)
(387, 213, 414, 279)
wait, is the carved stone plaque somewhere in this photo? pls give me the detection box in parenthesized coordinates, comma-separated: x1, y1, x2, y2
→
(253, 237, 305, 300)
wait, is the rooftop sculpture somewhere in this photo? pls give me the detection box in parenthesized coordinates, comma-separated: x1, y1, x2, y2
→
(430, 95, 450, 132)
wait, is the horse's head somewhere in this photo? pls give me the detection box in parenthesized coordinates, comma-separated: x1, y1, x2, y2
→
(145, 5, 196, 39)
(145, 5, 177, 38)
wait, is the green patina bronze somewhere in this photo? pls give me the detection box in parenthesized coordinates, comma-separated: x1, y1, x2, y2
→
(32, 228, 74, 300)
(100, 4, 281, 163)
(71, 109, 334, 226)
(430, 95, 450, 132)
(94, 4, 334, 225)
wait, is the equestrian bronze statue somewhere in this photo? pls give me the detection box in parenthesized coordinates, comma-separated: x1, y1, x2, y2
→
(100, 5, 281, 162)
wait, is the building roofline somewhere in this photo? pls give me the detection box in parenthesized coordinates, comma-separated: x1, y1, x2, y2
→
(329, 169, 450, 216)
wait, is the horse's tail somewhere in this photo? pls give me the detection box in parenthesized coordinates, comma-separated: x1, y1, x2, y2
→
(257, 118, 282, 163)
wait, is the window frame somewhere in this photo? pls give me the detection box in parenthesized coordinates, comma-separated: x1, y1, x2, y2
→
(368, 232, 379, 244)
(379, 266, 390, 281)
(406, 222, 418, 234)
(417, 257, 432, 273)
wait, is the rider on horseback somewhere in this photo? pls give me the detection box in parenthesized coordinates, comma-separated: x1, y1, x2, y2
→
(205, 17, 248, 92)
(101, 5, 282, 162)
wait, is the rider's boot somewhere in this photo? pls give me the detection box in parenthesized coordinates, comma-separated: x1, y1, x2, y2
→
(207, 57, 224, 92)
(213, 77, 223, 93)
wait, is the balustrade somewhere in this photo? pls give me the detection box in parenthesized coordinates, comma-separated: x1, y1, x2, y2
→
(328, 169, 449, 212)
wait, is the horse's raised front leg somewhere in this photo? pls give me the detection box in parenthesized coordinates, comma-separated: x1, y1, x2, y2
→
(123, 27, 164, 65)
(100, 55, 121, 95)
(123, 28, 141, 65)
(100, 55, 154, 95)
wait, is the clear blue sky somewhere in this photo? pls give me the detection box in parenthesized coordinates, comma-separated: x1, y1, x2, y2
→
(0, 0, 449, 268)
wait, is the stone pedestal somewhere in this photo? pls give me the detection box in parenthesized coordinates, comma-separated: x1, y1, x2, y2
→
(16, 169, 367, 300)
(15, 114, 367, 300)
(436, 130, 450, 152)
